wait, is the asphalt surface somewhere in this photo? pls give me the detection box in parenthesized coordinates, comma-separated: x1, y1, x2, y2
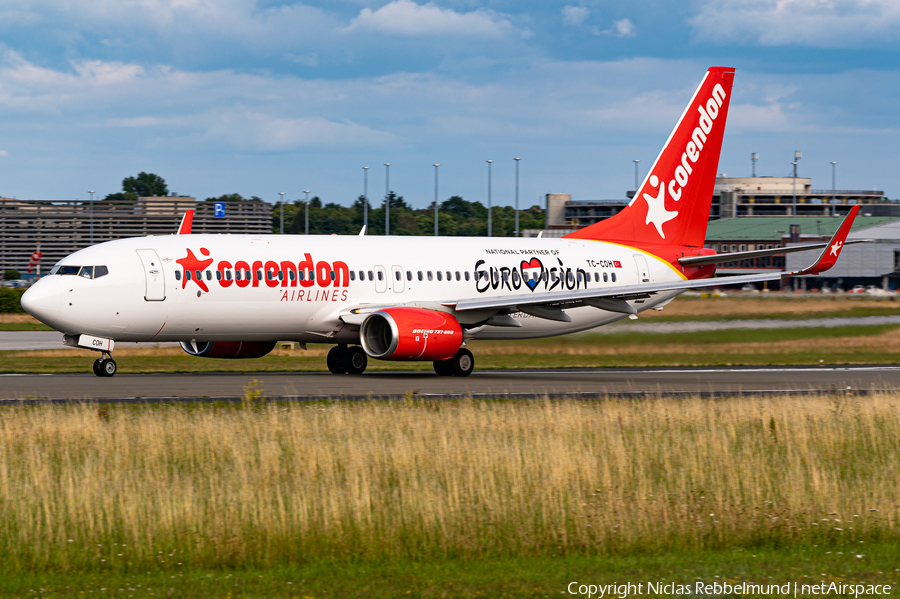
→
(1, 366, 898, 401)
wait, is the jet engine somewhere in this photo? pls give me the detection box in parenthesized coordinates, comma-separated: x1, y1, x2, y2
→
(360, 307, 463, 361)
(180, 340, 276, 359)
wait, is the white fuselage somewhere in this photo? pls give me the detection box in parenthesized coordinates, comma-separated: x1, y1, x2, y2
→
(23, 234, 687, 344)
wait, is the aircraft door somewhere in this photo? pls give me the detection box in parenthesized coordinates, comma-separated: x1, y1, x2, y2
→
(136, 249, 166, 301)
(374, 266, 387, 293)
(391, 265, 404, 293)
(633, 254, 651, 283)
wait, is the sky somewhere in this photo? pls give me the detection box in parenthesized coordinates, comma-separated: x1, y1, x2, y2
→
(1, 0, 899, 208)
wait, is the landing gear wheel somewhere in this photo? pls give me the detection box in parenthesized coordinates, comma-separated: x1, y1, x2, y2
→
(433, 360, 451, 376)
(93, 358, 102, 377)
(326, 345, 349, 374)
(346, 346, 368, 375)
(448, 348, 474, 377)
(98, 358, 117, 377)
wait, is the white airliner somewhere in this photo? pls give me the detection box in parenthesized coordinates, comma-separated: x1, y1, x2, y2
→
(21, 67, 861, 377)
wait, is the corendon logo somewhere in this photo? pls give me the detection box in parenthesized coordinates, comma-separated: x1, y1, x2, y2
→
(176, 248, 214, 292)
(643, 81, 727, 239)
(177, 249, 350, 300)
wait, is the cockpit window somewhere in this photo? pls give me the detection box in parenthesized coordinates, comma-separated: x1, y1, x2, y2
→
(52, 265, 108, 278)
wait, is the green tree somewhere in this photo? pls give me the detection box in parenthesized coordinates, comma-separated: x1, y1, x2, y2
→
(3, 269, 21, 280)
(122, 172, 168, 197)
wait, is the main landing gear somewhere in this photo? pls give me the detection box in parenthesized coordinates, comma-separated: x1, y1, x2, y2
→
(433, 348, 474, 377)
(92, 353, 117, 377)
(326, 344, 368, 375)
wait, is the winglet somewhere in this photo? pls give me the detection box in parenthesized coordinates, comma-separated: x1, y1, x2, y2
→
(178, 210, 194, 235)
(792, 205, 859, 276)
(359, 225, 367, 236)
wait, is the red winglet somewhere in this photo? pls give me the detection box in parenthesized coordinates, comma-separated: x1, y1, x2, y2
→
(793, 205, 859, 276)
(177, 210, 194, 235)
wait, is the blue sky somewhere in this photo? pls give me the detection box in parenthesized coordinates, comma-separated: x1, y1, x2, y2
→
(1, 0, 898, 208)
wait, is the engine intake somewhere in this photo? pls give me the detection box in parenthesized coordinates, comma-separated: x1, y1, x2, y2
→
(180, 340, 276, 359)
(360, 308, 462, 361)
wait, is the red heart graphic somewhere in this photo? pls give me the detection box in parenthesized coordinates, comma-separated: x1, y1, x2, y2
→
(521, 258, 542, 270)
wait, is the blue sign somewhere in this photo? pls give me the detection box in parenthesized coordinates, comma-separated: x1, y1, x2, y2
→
(214, 202, 226, 218)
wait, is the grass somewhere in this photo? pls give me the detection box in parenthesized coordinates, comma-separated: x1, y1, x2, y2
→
(1, 395, 899, 595)
(1, 324, 899, 373)
(2, 546, 898, 597)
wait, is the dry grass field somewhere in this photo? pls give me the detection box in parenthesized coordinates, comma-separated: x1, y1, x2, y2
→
(1, 394, 897, 574)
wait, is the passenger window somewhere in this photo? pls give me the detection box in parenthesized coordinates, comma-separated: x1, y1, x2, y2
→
(437, 271, 442, 281)
(278, 271, 283, 281)
(358, 270, 365, 280)
(395, 271, 400, 281)
(185, 270, 192, 281)
(455, 271, 460, 281)
(226, 270, 233, 281)
(331, 271, 336, 281)
(427, 271, 433, 281)
(195, 270, 202, 281)
(446, 271, 451, 280)
(368, 271, 373, 281)
(407, 271, 412, 281)
(94, 265, 108, 278)
(512, 270, 519, 284)
(350, 271, 355, 281)
(79, 266, 93, 279)
(246, 270, 252, 281)
(594, 273, 599, 282)
(377, 271, 383, 281)
(206, 270, 212, 280)
(289, 270, 295, 281)
(256, 270, 262, 281)
(216, 270, 222, 281)
(309, 270, 315, 281)
(235, 270, 241, 281)
(501, 271, 508, 283)
(175, 270, 182, 281)
(603, 273, 608, 282)
(611, 272, 617, 282)
(418, 271, 423, 281)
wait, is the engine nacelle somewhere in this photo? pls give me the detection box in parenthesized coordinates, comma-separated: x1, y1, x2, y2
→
(360, 307, 463, 361)
(180, 341, 276, 359)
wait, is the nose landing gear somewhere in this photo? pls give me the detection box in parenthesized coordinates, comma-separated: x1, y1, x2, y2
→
(92, 352, 117, 377)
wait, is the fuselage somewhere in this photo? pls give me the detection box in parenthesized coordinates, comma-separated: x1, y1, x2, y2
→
(23, 234, 693, 344)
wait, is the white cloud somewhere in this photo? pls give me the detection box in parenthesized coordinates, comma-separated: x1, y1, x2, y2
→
(689, 0, 900, 47)
(346, 0, 515, 37)
(203, 110, 397, 150)
(593, 18, 635, 38)
(0, 150, 8, 157)
(561, 5, 589, 27)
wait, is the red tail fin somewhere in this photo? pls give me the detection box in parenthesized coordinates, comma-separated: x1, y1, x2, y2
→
(566, 66, 735, 248)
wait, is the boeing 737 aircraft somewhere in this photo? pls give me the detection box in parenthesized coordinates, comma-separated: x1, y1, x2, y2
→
(21, 67, 861, 377)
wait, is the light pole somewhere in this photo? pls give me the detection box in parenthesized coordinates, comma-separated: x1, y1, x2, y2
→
(792, 150, 801, 215)
(633, 160, 640, 191)
(362, 166, 369, 231)
(514, 158, 521, 237)
(433, 164, 440, 236)
(751, 152, 758, 177)
(304, 190, 310, 235)
(831, 161, 837, 216)
(384, 163, 390, 235)
(88, 190, 95, 245)
(486, 159, 493, 237)
(278, 192, 285, 234)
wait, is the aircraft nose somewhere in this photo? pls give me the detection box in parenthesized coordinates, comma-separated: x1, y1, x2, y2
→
(21, 276, 61, 324)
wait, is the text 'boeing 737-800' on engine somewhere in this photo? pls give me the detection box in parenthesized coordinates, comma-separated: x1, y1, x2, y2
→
(21, 67, 865, 377)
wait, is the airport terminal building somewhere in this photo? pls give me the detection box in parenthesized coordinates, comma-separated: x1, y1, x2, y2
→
(0, 196, 272, 276)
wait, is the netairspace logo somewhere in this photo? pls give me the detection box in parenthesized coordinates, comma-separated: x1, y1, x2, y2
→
(566, 580, 892, 598)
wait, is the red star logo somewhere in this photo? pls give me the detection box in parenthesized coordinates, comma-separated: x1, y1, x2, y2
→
(176, 248, 214, 292)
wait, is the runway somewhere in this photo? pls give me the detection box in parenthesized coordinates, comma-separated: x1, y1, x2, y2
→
(2, 365, 898, 402)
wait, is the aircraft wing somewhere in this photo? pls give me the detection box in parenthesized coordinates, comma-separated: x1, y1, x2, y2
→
(341, 207, 862, 325)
